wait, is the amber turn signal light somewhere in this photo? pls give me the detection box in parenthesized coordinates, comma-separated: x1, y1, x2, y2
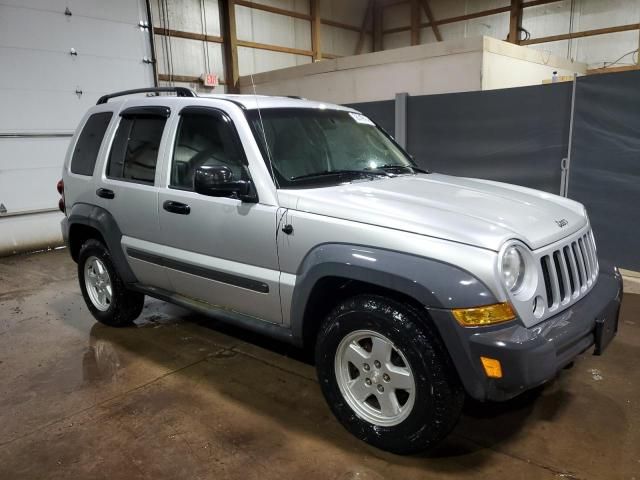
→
(480, 357, 503, 378)
(451, 302, 516, 327)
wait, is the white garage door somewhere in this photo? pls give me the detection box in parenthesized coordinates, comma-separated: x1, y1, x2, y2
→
(0, 0, 155, 255)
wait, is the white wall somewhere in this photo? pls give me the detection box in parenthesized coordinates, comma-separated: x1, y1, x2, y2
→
(239, 37, 486, 103)
(0, 0, 155, 255)
(523, 0, 640, 69)
(481, 37, 586, 90)
(382, 0, 640, 70)
(239, 36, 586, 103)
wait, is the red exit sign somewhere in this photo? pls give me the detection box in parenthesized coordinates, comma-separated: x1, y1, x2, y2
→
(202, 73, 219, 87)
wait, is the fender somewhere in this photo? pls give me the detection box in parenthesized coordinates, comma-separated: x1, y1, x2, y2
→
(63, 203, 138, 284)
(289, 243, 498, 343)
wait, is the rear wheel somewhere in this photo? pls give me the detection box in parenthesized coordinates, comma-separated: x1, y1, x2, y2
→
(315, 294, 464, 454)
(78, 239, 144, 327)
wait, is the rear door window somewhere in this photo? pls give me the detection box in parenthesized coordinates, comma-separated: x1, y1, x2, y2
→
(107, 108, 169, 185)
(70, 112, 113, 176)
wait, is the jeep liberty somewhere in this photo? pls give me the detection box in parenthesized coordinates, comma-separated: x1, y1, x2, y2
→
(59, 87, 622, 454)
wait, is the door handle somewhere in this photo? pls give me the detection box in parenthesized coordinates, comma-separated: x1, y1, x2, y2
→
(96, 188, 115, 199)
(163, 200, 190, 215)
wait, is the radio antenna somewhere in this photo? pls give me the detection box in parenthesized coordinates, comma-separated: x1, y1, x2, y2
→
(251, 74, 279, 188)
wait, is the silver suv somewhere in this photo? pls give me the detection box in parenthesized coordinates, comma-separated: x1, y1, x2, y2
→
(59, 87, 622, 454)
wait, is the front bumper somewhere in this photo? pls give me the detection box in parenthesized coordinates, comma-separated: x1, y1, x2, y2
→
(430, 262, 623, 401)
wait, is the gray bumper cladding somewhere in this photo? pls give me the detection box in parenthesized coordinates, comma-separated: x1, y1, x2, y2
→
(430, 262, 623, 401)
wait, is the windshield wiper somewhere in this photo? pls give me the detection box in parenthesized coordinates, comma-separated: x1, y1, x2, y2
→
(290, 169, 389, 181)
(366, 164, 429, 174)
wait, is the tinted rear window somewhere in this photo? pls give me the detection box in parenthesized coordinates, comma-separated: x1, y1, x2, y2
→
(107, 116, 167, 185)
(70, 112, 113, 176)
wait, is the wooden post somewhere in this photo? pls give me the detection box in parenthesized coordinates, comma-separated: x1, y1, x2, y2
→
(311, 0, 322, 61)
(410, 0, 420, 45)
(355, 0, 374, 55)
(417, 0, 442, 41)
(373, 1, 383, 52)
(220, 0, 239, 92)
(508, 0, 523, 44)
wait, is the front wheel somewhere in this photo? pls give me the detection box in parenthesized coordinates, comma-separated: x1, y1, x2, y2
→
(78, 239, 144, 327)
(315, 294, 464, 454)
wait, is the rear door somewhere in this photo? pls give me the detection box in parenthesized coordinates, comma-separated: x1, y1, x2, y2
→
(97, 103, 172, 291)
(157, 104, 282, 324)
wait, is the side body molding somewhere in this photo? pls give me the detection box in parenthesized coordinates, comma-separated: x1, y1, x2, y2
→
(289, 243, 498, 344)
(63, 203, 137, 284)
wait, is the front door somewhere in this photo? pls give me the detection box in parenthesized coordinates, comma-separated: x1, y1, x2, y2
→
(157, 106, 282, 324)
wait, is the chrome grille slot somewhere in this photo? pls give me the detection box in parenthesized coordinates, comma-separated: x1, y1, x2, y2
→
(579, 237, 592, 281)
(572, 241, 586, 288)
(540, 257, 553, 307)
(563, 246, 577, 294)
(539, 227, 599, 316)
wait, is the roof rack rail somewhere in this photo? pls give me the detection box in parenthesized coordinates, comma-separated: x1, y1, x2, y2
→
(96, 87, 197, 105)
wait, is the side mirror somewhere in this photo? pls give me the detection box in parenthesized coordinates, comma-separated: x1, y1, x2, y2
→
(193, 165, 253, 200)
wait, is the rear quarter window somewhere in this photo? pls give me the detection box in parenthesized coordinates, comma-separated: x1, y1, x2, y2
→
(70, 112, 113, 176)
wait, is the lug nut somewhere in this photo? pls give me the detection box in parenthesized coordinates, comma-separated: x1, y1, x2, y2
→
(377, 385, 384, 393)
(374, 360, 381, 369)
(365, 378, 372, 386)
(383, 374, 390, 382)
(363, 363, 370, 371)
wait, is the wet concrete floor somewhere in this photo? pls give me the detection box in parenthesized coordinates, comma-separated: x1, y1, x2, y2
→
(0, 249, 638, 479)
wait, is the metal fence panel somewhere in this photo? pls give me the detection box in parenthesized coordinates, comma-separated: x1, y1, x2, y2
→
(405, 83, 573, 194)
(569, 70, 640, 271)
(345, 99, 396, 137)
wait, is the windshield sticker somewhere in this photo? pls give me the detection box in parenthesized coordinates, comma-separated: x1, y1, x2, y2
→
(349, 112, 375, 126)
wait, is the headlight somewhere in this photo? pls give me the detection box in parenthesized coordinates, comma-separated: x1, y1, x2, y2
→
(501, 246, 525, 291)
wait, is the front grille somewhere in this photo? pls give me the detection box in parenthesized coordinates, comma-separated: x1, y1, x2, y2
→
(539, 229, 598, 310)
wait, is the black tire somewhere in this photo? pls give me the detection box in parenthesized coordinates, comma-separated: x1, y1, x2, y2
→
(77, 239, 144, 327)
(315, 294, 464, 454)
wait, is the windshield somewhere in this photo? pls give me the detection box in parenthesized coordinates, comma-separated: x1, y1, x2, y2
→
(246, 108, 422, 188)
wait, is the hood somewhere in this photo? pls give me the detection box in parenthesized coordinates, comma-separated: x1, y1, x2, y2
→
(277, 173, 587, 251)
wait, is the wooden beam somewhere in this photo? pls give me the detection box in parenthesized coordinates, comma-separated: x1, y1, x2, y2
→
(508, 0, 522, 44)
(431, 5, 511, 27)
(321, 19, 362, 33)
(410, 0, 420, 45)
(378, 0, 563, 37)
(417, 0, 441, 41)
(383, 25, 412, 35)
(522, 0, 564, 8)
(521, 23, 640, 45)
(234, 0, 311, 20)
(158, 73, 226, 84)
(220, 0, 239, 93)
(311, 0, 321, 61)
(355, 0, 374, 55)
(382, 5, 512, 35)
(322, 52, 342, 59)
(373, 1, 383, 51)
(379, 0, 409, 8)
(587, 64, 640, 75)
(237, 39, 313, 57)
(154, 27, 223, 44)
(236, 0, 365, 33)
